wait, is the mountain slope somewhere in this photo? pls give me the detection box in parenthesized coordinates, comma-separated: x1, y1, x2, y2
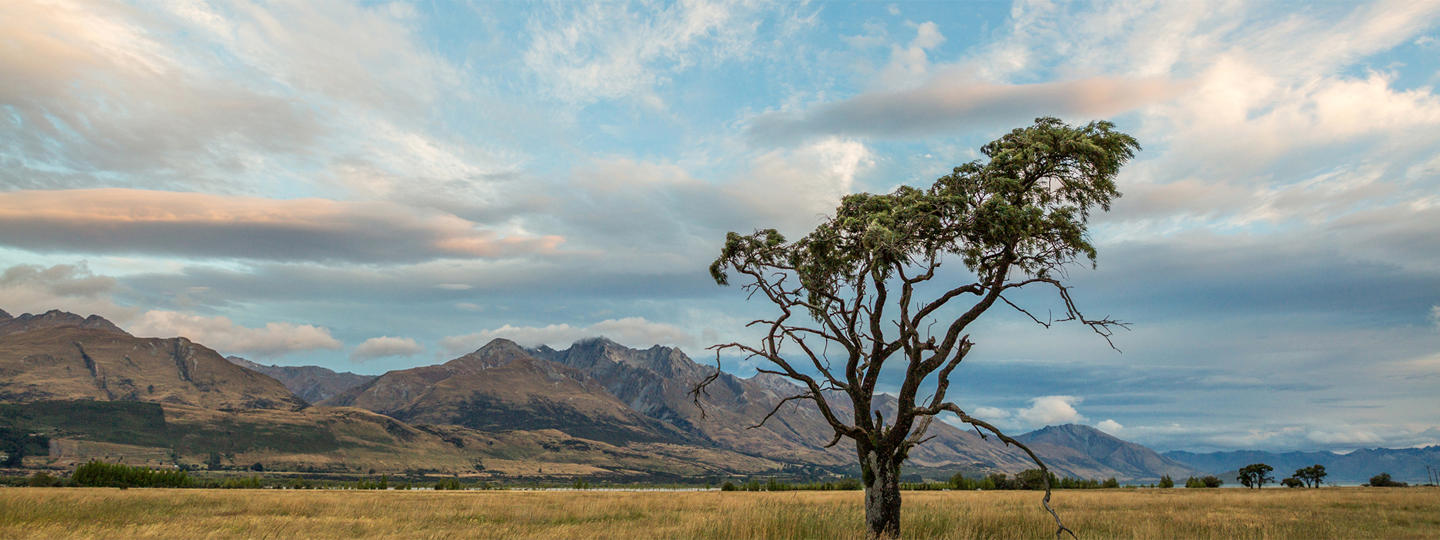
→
(1017, 424, 1202, 481)
(323, 339, 695, 445)
(0, 310, 304, 410)
(227, 356, 375, 404)
(1164, 446, 1440, 484)
(533, 339, 1137, 478)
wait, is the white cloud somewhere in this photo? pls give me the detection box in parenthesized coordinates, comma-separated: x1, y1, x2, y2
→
(1307, 428, 1383, 446)
(522, 1, 771, 104)
(440, 317, 696, 355)
(129, 311, 341, 358)
(972, 406, 1010, 420)
(1016, 395, 1085, 427)
(876, 21, 945, 89)
(1096, 419, 1123, 434)
(0, 263, 137, 323)
(351, 336, 423, 361)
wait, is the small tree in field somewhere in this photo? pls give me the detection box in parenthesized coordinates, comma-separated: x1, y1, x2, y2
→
(697, 118, 1138, 539)
(1295, 464, 1326, 488)
(1238, 463, 1274, 489)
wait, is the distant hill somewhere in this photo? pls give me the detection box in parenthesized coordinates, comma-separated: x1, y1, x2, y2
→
(322, 339, 698, 446)
(532, 338, 1205, 481)
(0, 310, 304, 410)
(1164, 446, 1440, 484)
(1017, 424, 1202, 482)
(2, 309, 1279, 482)
(226, 356, 375, 404)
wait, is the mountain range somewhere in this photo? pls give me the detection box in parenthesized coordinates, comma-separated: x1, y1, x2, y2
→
(5, 309, 1425, 484)
(1163, 447, 1440, 485)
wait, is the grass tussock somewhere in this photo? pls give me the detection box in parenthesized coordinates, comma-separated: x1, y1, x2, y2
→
(0, 487, 1437, 539)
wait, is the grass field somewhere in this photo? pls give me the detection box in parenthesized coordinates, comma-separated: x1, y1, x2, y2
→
(1, 487, 1437, 539)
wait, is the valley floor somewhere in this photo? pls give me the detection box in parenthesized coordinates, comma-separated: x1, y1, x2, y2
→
(1, 487, 1437, 539)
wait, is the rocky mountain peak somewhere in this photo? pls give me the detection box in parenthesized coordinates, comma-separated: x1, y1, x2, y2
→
(444, 338, 533, 372)
(0, 309, 130, 337)
(0, 308, 10, 320)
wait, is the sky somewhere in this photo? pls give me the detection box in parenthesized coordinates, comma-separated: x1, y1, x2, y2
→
(2, 0, 1439, 454)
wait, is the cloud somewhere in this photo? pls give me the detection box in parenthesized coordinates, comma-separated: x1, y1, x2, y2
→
(351, 336, 423, 361)
(875, 21, 945, 89)
(1431, 305, 1440, 330)
(972, 406, 1010, 420)
(1016, 395, 1085, 427)
(0, 0, 320, 188)
(0, 263, 136, 323)
(1306, 428, 1383, 446)
(1096, 419, 1123, 434)
(0, 189, 564, 263)
(440, 317, 696, 355)
(522, 1, 773, 104)
(129, 310, 341, 358)
(556, 137, 873, 260)
(747, 75, 1184, 144)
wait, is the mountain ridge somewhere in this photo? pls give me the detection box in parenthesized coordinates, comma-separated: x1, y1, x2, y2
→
(1164, 446, 1440, 484)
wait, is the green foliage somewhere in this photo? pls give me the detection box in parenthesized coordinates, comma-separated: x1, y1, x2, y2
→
(219, 476, 264, 489)
(71, 460, 191, 488)
(1102, 477, 1120, 489)
(1239, 463, 1275, 489)
(0, 401, 166, 449)
(1368, 473, 1407, 487)
(1184, 475, 1224, 488)
(27, 471, 63, 487)
(1158, 475, 1174, 489)
(1294, 464, 1326, 488)
(434, 477, 463, 490)
(711, 117, 1140, 301)
(1282, 477, 1304, 488)
(352, 475, 391, 490)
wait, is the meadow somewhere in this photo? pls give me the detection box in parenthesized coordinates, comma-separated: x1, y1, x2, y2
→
(1, 487, 1436, 539)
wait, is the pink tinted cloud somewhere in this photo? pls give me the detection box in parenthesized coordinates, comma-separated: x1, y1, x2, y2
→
(0, 189, 563, 262)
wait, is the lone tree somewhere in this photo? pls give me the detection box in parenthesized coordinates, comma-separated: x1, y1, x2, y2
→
(1294, 464, 1326, 488)
(1238, 463, 1275, 489)
(696, 117, 1138, 538)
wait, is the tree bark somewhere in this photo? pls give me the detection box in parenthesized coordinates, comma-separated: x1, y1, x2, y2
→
(861, 447, 902, 539)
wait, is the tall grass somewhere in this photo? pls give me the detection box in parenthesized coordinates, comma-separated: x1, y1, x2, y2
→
(0, 487, 1436, 539)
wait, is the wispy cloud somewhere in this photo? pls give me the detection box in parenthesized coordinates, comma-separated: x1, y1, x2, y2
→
(747, 75, 1185, 144)
(130, 310, 341, 358)
(351, 336, 424, 361)
(0, 189, 564, 263)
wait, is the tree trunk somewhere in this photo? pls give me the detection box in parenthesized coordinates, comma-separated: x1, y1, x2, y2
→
(861, 447, 901, 539)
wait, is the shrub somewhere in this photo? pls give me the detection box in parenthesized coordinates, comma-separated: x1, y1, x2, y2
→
(1158, 475, 1174, 489)
(1368, 473, 1407, 487)
(27, 471, 63, 487)
(71, 460, 191, 488)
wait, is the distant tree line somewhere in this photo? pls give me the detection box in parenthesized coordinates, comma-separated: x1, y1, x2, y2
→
(1282, 465, 1327, 488)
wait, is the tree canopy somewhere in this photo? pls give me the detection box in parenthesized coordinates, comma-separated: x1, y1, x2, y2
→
(699, 117, 1139, 539)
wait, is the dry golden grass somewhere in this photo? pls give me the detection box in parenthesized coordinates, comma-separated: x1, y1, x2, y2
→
(1, 487, 1437, 539)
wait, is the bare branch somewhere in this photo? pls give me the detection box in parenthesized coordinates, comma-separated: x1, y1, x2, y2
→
(937, 403, 1077, 540)
(751, 392, 811, 429)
